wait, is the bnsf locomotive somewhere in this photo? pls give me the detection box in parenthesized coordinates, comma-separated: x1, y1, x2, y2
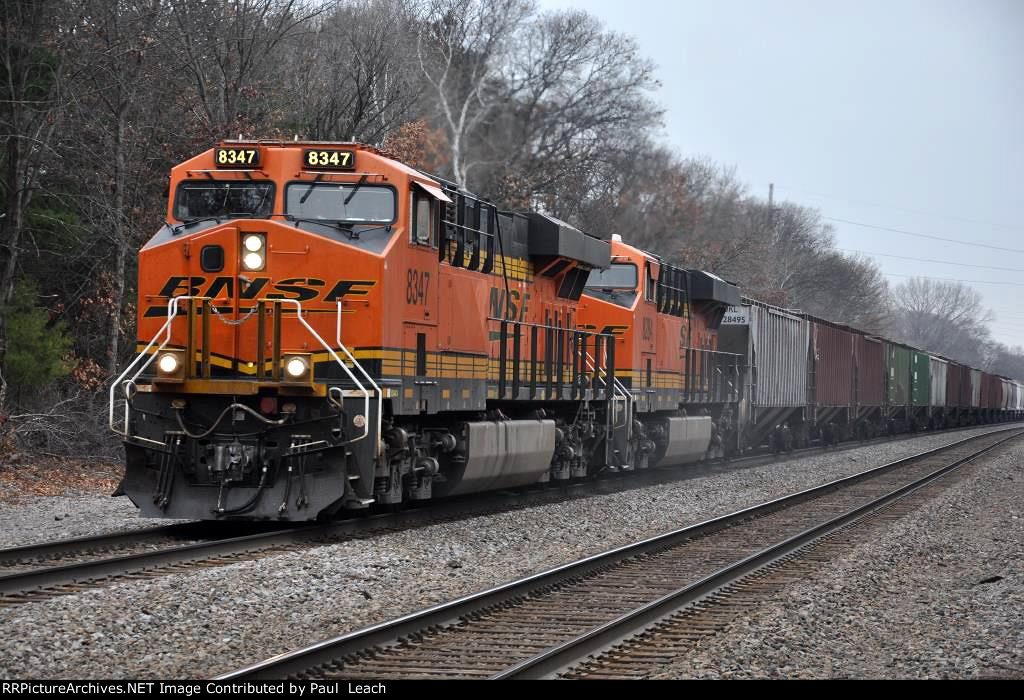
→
(110, 141, 1023, 521)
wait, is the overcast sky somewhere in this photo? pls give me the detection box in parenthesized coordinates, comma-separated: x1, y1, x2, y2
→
(538, 0, 1024, 347)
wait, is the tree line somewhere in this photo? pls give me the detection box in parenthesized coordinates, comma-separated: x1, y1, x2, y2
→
(0, 0, 1019, 456)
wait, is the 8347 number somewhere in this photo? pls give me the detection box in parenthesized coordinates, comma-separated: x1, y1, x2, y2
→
(303, 149, 355, 170)
(406, 269, 430, 306)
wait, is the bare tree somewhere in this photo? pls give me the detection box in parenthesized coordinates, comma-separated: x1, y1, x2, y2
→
(167, 0, 325, 136)
(280, 0, 422, 142)
(417, 0, 533, 187)
(0, 0, 72, 408)
(988, 342, 1024, 380)
(568, 139, 706, 245)
(888, 277, 993, 365)
(489, 9, 661, 204)
(66, 0, 168, 376)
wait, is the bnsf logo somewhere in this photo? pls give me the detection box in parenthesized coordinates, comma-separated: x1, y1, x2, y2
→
(144, 276, 375, 316)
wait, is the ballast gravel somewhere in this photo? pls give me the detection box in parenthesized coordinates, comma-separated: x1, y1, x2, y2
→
(651, 442, 1024, 679)
(0, 495, 174, 549)
(0, 424, 1020, 679)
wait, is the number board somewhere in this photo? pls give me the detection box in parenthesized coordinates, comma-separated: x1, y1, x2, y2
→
(214, 147, 260, 167)
(303, 148, 356, 170)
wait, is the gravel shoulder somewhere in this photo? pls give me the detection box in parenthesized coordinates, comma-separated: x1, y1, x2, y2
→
(0, 495, 178, 548)
(653, 440, 1024, 679)
(0, 424, 1020, 679)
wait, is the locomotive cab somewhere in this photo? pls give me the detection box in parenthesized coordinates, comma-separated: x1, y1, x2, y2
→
(577, 237, 742, 463)
(115, 142, 447, 520)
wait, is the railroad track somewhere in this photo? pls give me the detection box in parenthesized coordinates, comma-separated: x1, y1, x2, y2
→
(0, 521, 292, 574)
(1, 422, 1018, 607)
(0, 464, 749, 606)
(216, 425, 1023, 680)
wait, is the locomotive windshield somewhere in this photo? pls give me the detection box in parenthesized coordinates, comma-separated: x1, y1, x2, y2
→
(585, 263, 637, 290)
(172, 181, 274, 221)
(285, 183, 395, 223)
(583, 262, 638, 308)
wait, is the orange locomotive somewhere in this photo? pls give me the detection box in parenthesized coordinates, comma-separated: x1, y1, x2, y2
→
(111, 141, 740, 520)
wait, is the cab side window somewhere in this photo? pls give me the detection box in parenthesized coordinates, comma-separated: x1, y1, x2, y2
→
(645, 263, 656, 302)
(412, 192, 435, 246)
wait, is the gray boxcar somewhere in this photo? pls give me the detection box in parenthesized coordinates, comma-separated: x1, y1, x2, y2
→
(742, 302, 808, 407)
(929, 356, 947, 407)
(970, 369, 982, 407)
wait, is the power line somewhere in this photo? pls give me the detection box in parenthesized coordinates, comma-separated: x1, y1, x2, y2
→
(880, 272, 1024, 286)
(841, 249, 1024, 273)
(826, 217, 1024, 254)
(775, 184, 1024, 233)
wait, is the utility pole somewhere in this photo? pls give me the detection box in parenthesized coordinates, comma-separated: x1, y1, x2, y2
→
(768, 183, 775, 229)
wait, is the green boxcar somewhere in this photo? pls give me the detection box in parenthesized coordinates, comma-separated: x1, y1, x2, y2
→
(885, 342, 912, 406)
(910, 351, 931, 406)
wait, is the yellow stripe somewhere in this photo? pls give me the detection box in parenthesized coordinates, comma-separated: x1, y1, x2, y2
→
(135, 342, 707, 389)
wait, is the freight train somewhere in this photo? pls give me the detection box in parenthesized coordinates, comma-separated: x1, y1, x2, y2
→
(109, 141, 1024, 521)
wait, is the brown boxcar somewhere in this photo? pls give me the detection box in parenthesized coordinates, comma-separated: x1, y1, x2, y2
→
(983, 372, 1003, 410)
(961, 365, 974, 407)
(809, 319, 855, 406)
(854, 334, 885, 406)
(945, 359, 963, 408)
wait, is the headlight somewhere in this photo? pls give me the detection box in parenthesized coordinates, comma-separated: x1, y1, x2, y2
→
(281, 354, 313, 383)
(285, 357, 308, 378)
(154, 350, 186, 382)
(242, 251, 264, 270)
(243, 234, 263, 252)
(241, 233, 266, 270)
(158, 353, 179, 374)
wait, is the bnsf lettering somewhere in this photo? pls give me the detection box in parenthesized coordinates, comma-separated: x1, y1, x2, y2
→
(157, 276, 205, 298)
(145, 276, 376, 316)
(265, 277, 325, 302)
(577, 323, 627, 336)
(239, 278, 269, 299)
(488, 287, 529, 321)
(200, 277, 271, 299)
(324, 280, 373, 301)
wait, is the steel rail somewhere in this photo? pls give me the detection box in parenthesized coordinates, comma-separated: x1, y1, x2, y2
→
(0, 522, 205, 568)
(217, 425, 1024, 680)
(704, 420, 1022, 472)
(0, 456, 762, 599)
(2, 422, 1018, 604)
(496, 426, 1024, 679)
(0, 524, 319, 598)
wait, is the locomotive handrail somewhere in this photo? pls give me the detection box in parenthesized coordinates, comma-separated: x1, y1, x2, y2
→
(487, 316, 616, 403)
(336, 301, 383, 456)
(109, 296, 380, 453)
(278, 297, 374, 448)
(583, 350, 632, 432)
(108, 295, 189, 446)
